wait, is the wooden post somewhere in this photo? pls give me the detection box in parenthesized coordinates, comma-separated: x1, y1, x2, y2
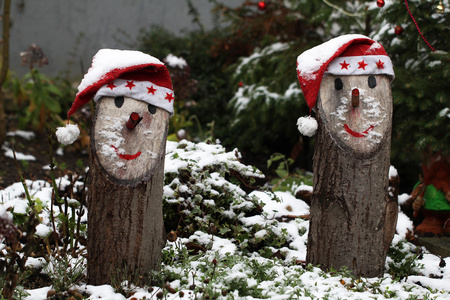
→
(306, 75, 398, 277)
(87, 96, 169, 285)
(0, 0, 11, 146)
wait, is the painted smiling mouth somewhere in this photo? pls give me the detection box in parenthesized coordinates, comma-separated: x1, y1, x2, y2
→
(111, 145, 141, 160)
(344, 124, 374, 138)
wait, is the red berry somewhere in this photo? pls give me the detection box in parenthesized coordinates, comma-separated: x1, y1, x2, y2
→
(258, 1, 266, 10)
(377, 0, 385, 7)
(395, 25, 403, 35)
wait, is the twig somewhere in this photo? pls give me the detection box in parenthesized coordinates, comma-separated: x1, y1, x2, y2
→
(275, 214, 310, 221)
(322, 0, 360, 17)
(48, 134, 63, 203)
(11, 144, 33, 207)
(47, 133, 64, 256)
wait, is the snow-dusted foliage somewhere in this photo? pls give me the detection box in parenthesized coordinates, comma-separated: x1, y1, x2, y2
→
(163, 140, 309, 260)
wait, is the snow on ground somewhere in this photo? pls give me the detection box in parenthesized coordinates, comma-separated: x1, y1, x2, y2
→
(6, 130, 36, 140)
(1, 139, 449, 299)
(1, 130, 38, 160)
(2, 143, 36, 161)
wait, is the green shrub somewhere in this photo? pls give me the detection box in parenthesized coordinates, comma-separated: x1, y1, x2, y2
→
(386, 238, 423, 280)
(163, 140, 293, 254)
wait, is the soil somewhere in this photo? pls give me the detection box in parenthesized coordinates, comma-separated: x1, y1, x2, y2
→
(0, 116, 90, 190)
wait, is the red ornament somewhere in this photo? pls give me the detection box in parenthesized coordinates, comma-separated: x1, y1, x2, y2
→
(258, 1, 266, 10)
(394, 25, 404, 35)
(238, 81, 243, 87)
(377, 0, 385, 7)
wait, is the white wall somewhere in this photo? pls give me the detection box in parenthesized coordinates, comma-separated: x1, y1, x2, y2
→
(9, 0, 241, 78)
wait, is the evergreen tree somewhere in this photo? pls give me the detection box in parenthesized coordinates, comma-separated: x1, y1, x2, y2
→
(373, 0, 450, 165)
(216, 0, 380, 166)
(215, 0, 449, 181)
(215, 0, 334, 165)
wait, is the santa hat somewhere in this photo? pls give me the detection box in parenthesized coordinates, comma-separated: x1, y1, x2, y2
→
(295, 34, 394, 136)
(57, 49, 174, 145)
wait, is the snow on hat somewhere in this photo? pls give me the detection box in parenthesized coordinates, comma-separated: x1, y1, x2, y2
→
(57, 49, 174, 145)
(295, 34, 394, 136)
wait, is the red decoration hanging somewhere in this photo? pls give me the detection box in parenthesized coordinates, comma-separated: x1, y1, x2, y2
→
(377, 0, 385, 7)
(404, 0, 436, 51)
(394, 25, 404, 35)
(258, 1, 267, 10)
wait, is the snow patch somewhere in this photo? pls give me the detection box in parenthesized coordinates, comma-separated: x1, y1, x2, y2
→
(389, 165, 398, 178)
(2, 144, 36, 161)
(7, 130, 35, 140)
(439, 107, 450, 118)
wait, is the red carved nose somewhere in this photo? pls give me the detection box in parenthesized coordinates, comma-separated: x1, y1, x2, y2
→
(126, 112, 143, 130)
(351, 88, 360, 108)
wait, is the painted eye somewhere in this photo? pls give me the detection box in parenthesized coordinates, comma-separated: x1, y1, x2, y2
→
(114, 96, 124, 108)
(148, 104, 156, 114)
(334, 78, 343, 90)
(368, 76, 377, 89)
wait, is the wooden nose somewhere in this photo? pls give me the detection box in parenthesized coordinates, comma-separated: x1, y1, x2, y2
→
(126, 112, 143, 130)
(351, 88, 360, 108)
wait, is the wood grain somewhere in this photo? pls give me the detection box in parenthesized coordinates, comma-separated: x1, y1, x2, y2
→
(318, 75, 393, 156)
(91, 96, 169, 185)
(306, 75, 397, 277)
(87, 96, 169, 285)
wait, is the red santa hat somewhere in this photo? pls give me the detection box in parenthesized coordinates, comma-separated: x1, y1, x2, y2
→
(295, 34, 394, 136)
(57, 49, 174, 145)
(68, 48, 174, 117)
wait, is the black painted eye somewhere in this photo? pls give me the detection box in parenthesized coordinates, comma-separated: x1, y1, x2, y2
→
(334, 78, 343, 90)
(368, 76, 377, 89)
(148, 104, 156, 114)
(114, 96, 124, 108)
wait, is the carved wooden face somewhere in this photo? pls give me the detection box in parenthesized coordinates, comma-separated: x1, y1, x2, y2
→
(318, 75, 393, 154)
(92, 96, 169, 182)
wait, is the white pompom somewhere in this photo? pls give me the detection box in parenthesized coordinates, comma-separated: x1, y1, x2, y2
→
(56, 124, 80, 145)
(297, 116, 318, 137)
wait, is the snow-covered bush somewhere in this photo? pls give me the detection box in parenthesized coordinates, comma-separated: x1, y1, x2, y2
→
(163, 140, 306, 256)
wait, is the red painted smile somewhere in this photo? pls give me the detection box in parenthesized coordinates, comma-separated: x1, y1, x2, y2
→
(111, 145, 141, 160)
(344, 124, 374, 138)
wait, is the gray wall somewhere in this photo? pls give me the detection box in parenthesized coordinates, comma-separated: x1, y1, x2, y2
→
(9, 0, 241, 78)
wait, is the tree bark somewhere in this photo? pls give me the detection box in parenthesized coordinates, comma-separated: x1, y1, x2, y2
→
(0, 0, 11, 146)
(87, 98, 168, 285)
(87, 153, 166, 285)
(306, 75, 398, 278)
